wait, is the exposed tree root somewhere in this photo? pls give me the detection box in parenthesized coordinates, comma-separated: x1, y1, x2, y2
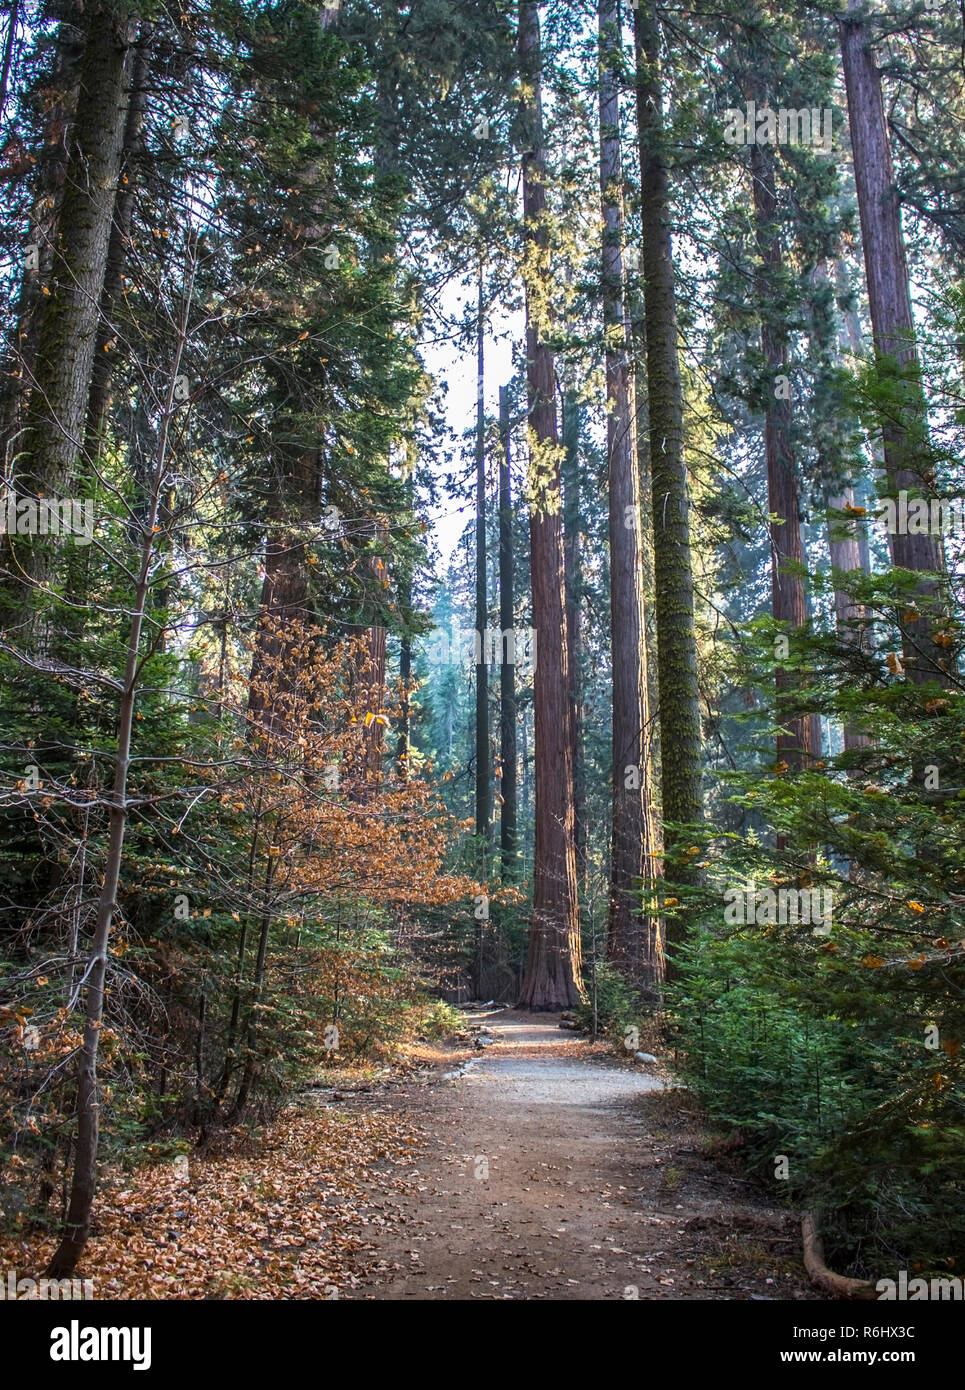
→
(802, 1212, 877, 1300)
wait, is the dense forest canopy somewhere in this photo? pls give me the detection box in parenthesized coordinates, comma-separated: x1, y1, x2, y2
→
(0, 0, 962, 1299)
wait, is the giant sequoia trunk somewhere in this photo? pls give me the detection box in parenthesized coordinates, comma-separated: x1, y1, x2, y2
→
(562, 389, 586, 894)
(498, 385, 518, 881)
(633, 0, 702, 930)
(839, 4, 949, 684)
(396, 464, 415, 781)
(474, 269, 490, 859)
(750, 142, 814, 772)
(516, 0, 582, 1010)
(629, 264, 660, 803)
(472, 293, 489, 994)
(600, 0, 661, 988)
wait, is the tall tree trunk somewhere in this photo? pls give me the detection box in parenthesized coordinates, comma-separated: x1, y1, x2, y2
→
(84, 23, 152, 455)
(0, 20, 85, 467)
(813, 262, 872, 755)
(520, 698, 529, 840)
(343, 527, 390, 798)
(228, 871, 275, 1122)
(600, 0, 661, 988)
(839, 3, 949, 683)
(561, 387, 586, 897)
(14, 5, 134, 542)
(396, 463, 415, 781)
(472, 273, 489, 994)
(629, 264, 661, 813)
(516, 0, 582, 1010)
(361, 616, 388, 788)
(474, 267, 490, 859)
(750, 142, 813, 772)
(0, 0, 21, 122)
(825, 484, 872, 754)
(396, 621, 411, 777)
(633, 0, 702, 931)
(498, 384, 518, 881)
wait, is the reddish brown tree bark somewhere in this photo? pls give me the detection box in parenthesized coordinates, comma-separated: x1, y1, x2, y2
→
(839, 4, 949, 683)
(750, 143, 814, 771)
(474, 265, 490, 858)
(516, 0, 582, 1010)
(600, 0, 661, 987)
(498, 385, 518, 881)
(561, 387, 585, 893)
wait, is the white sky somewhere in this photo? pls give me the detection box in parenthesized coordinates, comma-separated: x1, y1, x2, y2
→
(418, 275, 522, 565)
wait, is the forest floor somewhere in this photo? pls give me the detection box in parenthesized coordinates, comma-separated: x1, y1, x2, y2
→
(1, 1009, 821, 1300)
(343, 1010, 819, 1301)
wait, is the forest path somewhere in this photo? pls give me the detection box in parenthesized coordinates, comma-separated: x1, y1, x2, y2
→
(347, 1011, 814, 1301)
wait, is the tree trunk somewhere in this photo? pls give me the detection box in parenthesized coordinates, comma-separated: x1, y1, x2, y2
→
(561, 388, 586, 897)
(474, 267, 490, 859)
(633, 0, 702, 929)
(825, 486, 872, 754)
(817, 260, 872, 754)
(629, 255, 662, 832)
(228, 864, 276, 1122)
(839, 4, 949, 683)
(396, 470, 413, 781)
(600, 0, 661, 988)
(516, 0, 582, 1010)
(0, 0, 21, 122)
(15, 6, 134, 532)
(84, 24, 152, 455)
(356, 598, 388, 794)
(0, 19, 85, 466)
(498, 384, 518, 880)
(750, 141, 813, 772)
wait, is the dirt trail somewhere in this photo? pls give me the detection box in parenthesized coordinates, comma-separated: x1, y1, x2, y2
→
(348, 1011, 815, 1301)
